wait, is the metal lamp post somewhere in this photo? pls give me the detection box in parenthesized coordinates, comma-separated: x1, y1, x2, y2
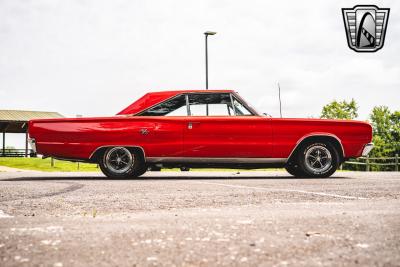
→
(204, 31, 216, 89)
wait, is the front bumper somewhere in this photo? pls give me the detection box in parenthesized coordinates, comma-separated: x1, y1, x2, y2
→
(361, 143, 374, 156)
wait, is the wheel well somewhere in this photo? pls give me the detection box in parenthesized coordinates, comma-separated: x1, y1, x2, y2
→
(287, 136, 344, 164)
(90, 146, 146, 163)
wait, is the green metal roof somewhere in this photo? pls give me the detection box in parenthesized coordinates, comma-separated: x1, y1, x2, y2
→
(0, 110, 63, 122)
(0, 110, 64, 133)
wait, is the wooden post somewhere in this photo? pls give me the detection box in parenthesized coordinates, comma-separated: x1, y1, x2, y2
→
(25, 132, 28, 157)
(2, 131, 5, 156)
(51, 157, 54, 167)
(395, 154, 399, 172)
(3, 131, 6, 157)
(366, 155, 370, 172)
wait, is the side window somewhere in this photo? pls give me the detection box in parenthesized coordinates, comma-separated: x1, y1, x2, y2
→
(139, 95, 187, 116)
(233, 97, 253, 116)
(189, 93, 234, 116)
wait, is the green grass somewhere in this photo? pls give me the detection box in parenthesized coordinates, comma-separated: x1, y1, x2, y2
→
(0, 157, 99, 172)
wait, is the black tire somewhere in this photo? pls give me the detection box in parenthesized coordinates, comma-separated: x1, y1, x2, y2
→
(297, 141, 339, 178)
(99, 147, 146, 178)
(148, 166, 162, 171)
(180, 167, 190, 172)
(136, 164, 148, 177)
(285, 163, 306, 177)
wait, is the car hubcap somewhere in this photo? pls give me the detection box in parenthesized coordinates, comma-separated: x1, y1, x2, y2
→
(304, 145, 332, 173)
(105, 147, 133, 174)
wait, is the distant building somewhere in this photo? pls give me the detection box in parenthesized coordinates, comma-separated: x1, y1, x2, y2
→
(0, 110, 63, 157)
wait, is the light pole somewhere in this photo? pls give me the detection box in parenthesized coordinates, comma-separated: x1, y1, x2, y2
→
(204, 31, 216, 89)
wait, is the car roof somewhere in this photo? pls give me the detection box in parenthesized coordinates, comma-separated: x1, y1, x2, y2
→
(117, 89, 234, 115)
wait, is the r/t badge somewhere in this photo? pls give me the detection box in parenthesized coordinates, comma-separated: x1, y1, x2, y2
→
(342, 5, 390, 52)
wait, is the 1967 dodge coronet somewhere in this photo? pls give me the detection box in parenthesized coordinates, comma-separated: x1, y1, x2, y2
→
(28, 90, 373, 178)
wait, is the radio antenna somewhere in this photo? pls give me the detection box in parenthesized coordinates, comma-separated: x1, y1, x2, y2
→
(278, 83, 282, 118)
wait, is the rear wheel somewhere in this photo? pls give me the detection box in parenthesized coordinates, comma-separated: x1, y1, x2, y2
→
(285, 163, 305, 177)
(99, 147, 146, 178)
(297, 142, 339, 178)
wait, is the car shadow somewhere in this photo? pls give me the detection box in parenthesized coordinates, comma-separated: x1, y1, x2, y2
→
(1, 174, 351, 182)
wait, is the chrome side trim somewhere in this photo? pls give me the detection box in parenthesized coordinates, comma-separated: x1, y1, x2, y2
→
(52, 157, 89, 163)
(361, 143, 374, 156)
(287, 134, 345, 161)
(89, 145, 146, 161)
(146, 157, 287, 164)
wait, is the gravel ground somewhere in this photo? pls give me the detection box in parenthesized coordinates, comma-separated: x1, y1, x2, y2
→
(0, 170, 399, 266)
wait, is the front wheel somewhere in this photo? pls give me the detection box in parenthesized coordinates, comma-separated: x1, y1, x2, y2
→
(99, 147, 146, 178)
(296, 142, 339, 178)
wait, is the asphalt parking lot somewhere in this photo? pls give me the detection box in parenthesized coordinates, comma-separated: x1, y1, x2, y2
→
(0, 170, 399, 266)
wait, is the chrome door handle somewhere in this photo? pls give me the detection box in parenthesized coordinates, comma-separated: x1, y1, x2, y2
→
(188, 122, 200, 129)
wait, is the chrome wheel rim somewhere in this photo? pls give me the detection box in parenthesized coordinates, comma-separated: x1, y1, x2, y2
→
(105, 147, 133, 174)
(304, 145, 332, 173)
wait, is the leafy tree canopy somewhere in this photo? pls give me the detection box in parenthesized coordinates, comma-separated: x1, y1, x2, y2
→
(320, 99, 358, 120)
(369, 106, 400, 157)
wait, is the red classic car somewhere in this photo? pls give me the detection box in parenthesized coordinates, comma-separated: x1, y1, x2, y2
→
(28, 90, 373, 178)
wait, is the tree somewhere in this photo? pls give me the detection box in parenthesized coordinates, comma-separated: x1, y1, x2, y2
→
(369, 106, 400, 158)
(319, 100, 399, 171)
(320, 99, 358, 120)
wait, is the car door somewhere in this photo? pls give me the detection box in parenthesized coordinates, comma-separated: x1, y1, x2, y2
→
(183, 93, 273, 158)
(135, 94, 187, 157)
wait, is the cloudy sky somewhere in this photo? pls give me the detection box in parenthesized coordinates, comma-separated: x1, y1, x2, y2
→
(1, 0, 399, 147)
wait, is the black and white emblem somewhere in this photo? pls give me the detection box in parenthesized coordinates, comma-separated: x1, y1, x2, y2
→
(342, 5, 390, 52)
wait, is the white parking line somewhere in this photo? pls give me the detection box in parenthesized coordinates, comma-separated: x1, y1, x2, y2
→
(0, 210, 13, 218)
(194, 181, 367, 200)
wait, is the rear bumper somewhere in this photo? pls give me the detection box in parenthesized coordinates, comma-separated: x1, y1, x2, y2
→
(361, 143, 374, 156)
(28, 138, 37, 154)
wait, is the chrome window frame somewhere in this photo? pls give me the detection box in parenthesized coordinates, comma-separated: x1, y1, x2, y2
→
(185, 94, 191, 116)
(231, 92, 260, 116)
(229, 93, 236, 116)
(186, 92, 236, 117)
(136, 94, 188, 116)
(136, 92, 259, 117)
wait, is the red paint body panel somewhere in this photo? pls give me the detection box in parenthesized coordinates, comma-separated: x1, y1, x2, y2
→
(183, 117, 273, 157)
(28, 90, 373, 162)
(29, 117, 185, 159)
(270, 118, 372, 158)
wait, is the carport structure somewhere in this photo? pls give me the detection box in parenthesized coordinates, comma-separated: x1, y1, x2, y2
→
(0, 110, 63, 157)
